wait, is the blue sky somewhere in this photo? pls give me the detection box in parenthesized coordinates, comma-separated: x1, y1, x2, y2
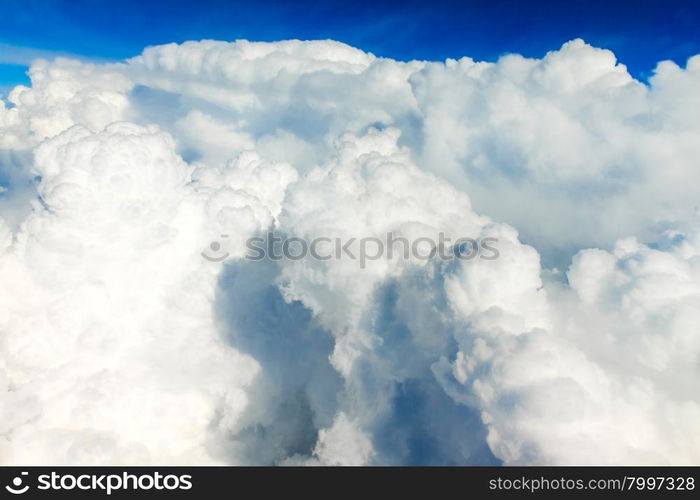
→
(1, 0, 699, 92)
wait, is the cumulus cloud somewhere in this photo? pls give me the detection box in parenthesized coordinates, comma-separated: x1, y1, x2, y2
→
(0, 123, 288, 463)
(0, 38, 699, 465)
(435, 225, 700, 464)
(411, 40, 700, 266)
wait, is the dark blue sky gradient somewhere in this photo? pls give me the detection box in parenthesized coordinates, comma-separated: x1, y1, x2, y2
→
(1, 0, 699, 89)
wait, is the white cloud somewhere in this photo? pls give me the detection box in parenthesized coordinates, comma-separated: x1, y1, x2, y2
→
(0, 122, 295, 463)
(410, 40, 700, 265)
(435, 224, 700, 464)
(0, 38, 699, 465)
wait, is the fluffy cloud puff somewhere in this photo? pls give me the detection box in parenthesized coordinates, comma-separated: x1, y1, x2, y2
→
(0, 123, 294, 463)
(0, 38, 698, 465)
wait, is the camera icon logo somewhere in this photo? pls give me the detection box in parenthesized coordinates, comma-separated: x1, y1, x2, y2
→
(5, 471, 29, 494)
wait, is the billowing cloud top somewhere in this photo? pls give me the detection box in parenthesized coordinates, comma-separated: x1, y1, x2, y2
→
(0, 38, 699, 465)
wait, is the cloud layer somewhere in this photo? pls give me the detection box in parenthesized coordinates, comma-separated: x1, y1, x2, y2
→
(1, 38, 699, 465)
